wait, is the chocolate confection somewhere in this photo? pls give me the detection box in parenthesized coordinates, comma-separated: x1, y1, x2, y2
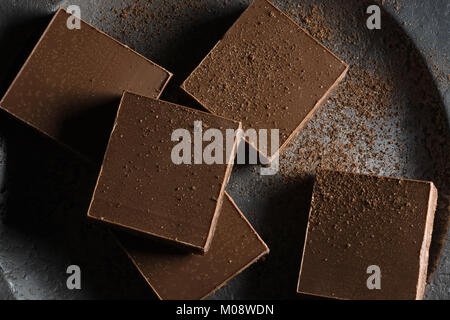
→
(88, 92, 241, 253)
(0, 8, 172, 162)
(297, 170, 438, 300)
(181, 0, 348, 161)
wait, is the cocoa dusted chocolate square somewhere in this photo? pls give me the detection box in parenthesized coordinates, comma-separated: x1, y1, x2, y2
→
(297, 170, 438, 300)
(181, 0, 347, 161)
(87, 92, 241, 253)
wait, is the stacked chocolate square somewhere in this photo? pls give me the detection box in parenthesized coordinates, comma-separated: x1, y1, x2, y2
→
(0, 0, 439, 300)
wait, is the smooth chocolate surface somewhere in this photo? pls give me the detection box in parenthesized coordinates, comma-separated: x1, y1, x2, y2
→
(181, 0, 347, 160)
(87, 92, 241, 252)
(297, 170, 437, 300)
(117, 192, 269, 300)
(0, 8, 171, 162)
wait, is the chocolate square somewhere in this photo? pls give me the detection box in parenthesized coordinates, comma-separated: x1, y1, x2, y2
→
(297, 170, 437, 300)
(182, 0, 347, 160)
(0, 9, 171, 162)
(87, 92, 241, 253)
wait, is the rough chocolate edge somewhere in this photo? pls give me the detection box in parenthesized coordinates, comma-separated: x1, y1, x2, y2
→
(416, 183, 438, 299)
(427, 197, 450, 279)
(199, 192, 269, 300)
(202, 122, 242, 253)
(272, 65, 348, 163)
(296, 175, 321, 296)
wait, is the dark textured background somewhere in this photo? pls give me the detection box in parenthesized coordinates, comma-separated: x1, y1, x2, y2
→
(0, 0, 448, 299)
